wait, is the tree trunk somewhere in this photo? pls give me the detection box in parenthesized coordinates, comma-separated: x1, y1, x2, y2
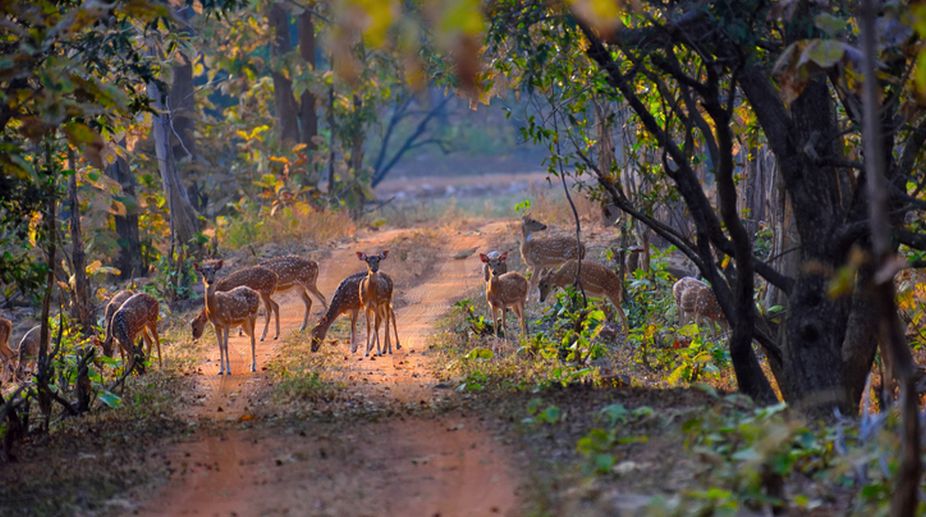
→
(104, 147, 143, 279)
(169, 58, 197, 162)
(298, 11, 318, 151)
(147, 80, 200, 246)
(268, 3, 300, 146)
(67, 153, 93, 334)
(327, 84, 336, 194)
(349, 95, 364, 176)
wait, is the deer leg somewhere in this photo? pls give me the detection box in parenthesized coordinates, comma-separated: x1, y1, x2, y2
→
(364, 308, 374, 356)
(382, 306, 391, 355)
(306, 281, 328, 311)
(492, 306, 500, 338)
(215, 324, 226, 375)
(390, 305, 401, 350)
(515, 303, 527, 336)
(248, 316, 257, 373)
(349, 309, 359, 353)
(374, 309, 383, 356)
(270, 295, 281, 340)
(299, 286, 313, 331)
(259, 294, 272, 341)
(223, 326, 232, 376)
(148, 323, 162, 368)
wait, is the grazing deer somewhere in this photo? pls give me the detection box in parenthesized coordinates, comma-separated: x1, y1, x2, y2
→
(190, 265, 279, 342)
(110, 292, 162, 372)
(14, 325, 42, 381)
(672, 277, 724, 327)
(101, 289, 135, 357)
(538, 260, 629, 330)
(519, 215, 586, 298)
(357, 251, 398, 356)
(480, 251, 529, 338)
(260, 255, 328, 331)
(310, 272, 400, 353)
(195, 260, 261, 375)
(0, 317, 14, 381)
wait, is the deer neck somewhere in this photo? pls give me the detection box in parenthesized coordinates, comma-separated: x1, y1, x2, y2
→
(521, 223, 533, 243)
(204, 280, 219, 318)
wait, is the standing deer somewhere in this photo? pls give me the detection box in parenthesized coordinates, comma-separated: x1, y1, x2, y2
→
(357, 251, 398, 356)
(480, 251, 529, 338)
(101, 289, 135, 357)
(195, 260, 261, 375)
(310, 272, 401, 353)
(519, 215, 586, 299)
(672, 277, 724, 328)
(538, 260, 629, 330)
(482, 249, 508, 282)
(190, 264, 279, 342)
(260, 255, 328, 331)
(0, 317, 14, 381)
(109, 292, 162, 372)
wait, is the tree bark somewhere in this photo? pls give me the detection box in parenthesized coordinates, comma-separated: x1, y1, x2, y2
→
(298, 11, 318, 152)
(147, 80, 201, 246)
(169, 57, 197, 161)
(104, 147, 143, 279)
(268, 2, 300, 146)
(67, 152, 93, 334)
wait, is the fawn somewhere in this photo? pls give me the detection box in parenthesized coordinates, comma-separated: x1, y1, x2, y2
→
(482, 249, 508, 282)
(311, 271, 400, 353)
(195, 260, 261, 375)
(191, 264, 279, 342)
(519, 215, 586, 298)
(538, 260, 629, 330)
(672, 277, 724, 328)
(357, 251, 398, 356)
(110, 292, 162, 373)
(101, 289, 135, 357)
(260, 255, 329, 331)
(0, 317, 14, 381)
(480, 251, 529, 338)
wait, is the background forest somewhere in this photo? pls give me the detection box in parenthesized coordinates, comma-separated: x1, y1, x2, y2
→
(4, 0, 926, 515)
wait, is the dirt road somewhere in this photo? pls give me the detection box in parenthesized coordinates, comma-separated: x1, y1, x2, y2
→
(133, 221, 521, 516)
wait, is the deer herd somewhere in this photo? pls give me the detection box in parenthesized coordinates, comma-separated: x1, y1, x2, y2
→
(0, 215, 724, 381)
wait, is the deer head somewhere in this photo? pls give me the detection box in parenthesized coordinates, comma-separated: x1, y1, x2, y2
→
(521, 215, 547, 233)
(357, 250, 389, 273)
(194, 259, 224, 285)
(480, 251, 508, 279)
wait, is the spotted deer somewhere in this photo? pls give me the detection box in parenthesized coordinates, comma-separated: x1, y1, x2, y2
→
(482, 249, 508, 282)
(260, 255, 328, 331)
(0, 317, 14, 381)
(190, 264, 279, 342)
(195, 259, 261, 375)
(520, 215, 586, 298)
(672, 277, 724, 327)
(357, 251, 398, 356)
(101, 289, 135, 357)
(480, 251, 529, 338)
(310, 272, 400, 352)
(110, 292, 162, 372)
(14, 325, 42, 381)
(538, 260, 629, 330)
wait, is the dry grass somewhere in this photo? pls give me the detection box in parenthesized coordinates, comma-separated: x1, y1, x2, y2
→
(220, 203, 357, 251)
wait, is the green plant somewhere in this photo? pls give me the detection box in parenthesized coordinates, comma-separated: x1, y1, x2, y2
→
(522, 398, 562, 425)
(576, 403, 654, 475)
(666, 323, 731, 385)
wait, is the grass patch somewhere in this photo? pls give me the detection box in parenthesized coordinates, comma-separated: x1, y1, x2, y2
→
(265, 331, 343, 406)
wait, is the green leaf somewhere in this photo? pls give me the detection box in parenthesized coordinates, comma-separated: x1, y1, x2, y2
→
(813, 13, 846, 37)
(99, 390, 122, 408)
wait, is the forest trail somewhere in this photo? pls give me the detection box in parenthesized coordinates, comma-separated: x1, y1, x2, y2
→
(134, 221, 521, 516)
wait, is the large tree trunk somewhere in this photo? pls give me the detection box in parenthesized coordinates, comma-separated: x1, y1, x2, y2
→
(67, 153, 93, 334)
(169, 57, 197, 161)
(147, 80, 201, 246)
(268, 3, 300, 146)
(298, 11, 318, 152)
(104, 147, 143, 279)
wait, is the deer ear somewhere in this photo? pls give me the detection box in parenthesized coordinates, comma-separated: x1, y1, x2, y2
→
(381, 250, 389, 259)
(193, 262, 200, 272)
(479, 253, 489, 263)
(499, 251, 508, 261)
(356, 252, 365, 260)
(216, 259, 224, 269)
